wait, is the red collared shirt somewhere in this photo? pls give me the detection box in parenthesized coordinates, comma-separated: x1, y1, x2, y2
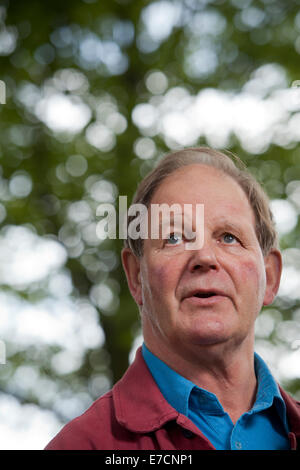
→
(45, 347, 300, 450)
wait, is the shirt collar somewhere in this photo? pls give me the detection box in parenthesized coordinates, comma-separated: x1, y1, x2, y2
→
(113, 346, 180, 433)
(142, 342, 194, 415)
(252, 352, 289, 432)
(142, 343, 222, 415)
(142, 343, 289, 432)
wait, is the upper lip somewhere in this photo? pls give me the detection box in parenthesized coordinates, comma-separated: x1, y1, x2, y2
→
(182, 288, 228, 300)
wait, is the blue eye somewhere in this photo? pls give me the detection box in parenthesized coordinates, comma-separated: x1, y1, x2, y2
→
(166, 233, 183, 245)
(222, 233, 238, 244)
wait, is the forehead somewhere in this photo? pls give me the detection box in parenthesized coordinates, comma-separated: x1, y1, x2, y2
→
(150, 164, 255, 225)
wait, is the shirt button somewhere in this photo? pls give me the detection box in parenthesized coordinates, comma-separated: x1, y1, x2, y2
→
(235, 441, 242, 450)
(182, 429, 195, 439)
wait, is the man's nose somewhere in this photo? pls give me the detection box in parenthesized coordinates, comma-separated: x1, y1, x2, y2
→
(187, 241, 219, 272)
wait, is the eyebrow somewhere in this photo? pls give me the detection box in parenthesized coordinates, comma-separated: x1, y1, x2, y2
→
(158, 214, 185, 226)
(213, 218, 251, 237)
(150, 212, 253, 241)
(158, 216, 247, 232)
(157, 215, 184, 237)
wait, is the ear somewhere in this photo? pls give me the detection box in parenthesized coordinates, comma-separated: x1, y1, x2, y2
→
(263, 249, 282, 306)
(121, 247, 143, 306)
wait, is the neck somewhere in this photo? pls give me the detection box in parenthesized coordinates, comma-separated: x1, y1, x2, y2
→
(144, 337, 257, 424)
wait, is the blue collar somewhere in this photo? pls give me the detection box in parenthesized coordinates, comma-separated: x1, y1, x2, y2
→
(142, 343, 289, 432)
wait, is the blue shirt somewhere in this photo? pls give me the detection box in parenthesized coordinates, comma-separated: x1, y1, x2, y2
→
(142, 343, 290, 450)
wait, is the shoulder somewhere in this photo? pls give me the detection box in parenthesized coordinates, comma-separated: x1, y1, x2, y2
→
(279, 385, 300, 430)
(45, 391, 115, 450)
(279, 386, 300, 409)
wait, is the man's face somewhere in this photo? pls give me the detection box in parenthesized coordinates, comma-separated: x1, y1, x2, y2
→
(123, 164, 281, 359)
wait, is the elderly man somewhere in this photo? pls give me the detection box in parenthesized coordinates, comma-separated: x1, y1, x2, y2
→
(46, 147, 300, 451)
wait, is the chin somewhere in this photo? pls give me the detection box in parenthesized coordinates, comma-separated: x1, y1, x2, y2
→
(182, 321, 232, 347)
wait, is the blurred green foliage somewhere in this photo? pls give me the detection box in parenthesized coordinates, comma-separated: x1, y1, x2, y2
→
(0, 0, 300, 426)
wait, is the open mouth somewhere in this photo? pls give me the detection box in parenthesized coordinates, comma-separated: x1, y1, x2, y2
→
(193, 292, 217, 298)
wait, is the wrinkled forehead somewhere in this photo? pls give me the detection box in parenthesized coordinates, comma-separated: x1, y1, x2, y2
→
(150, 164, 251, 209)
(142, 164, 256, 239)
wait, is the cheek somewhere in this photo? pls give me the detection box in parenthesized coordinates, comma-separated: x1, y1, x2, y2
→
(142, 258, 180, 300)
(140, 262, 177, 326)
(235, 258, 266, 294)
(153, 263, 169, 283)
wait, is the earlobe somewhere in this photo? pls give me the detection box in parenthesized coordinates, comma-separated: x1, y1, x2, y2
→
(263, 249, 282, 306)
(121, 248, 143, 306)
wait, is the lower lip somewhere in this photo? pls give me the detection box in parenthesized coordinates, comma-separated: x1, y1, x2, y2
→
(184, 295, 226, 306)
